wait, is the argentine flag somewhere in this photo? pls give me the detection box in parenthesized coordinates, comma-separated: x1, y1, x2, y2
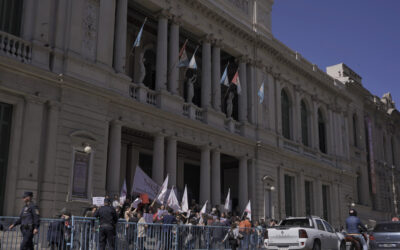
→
(133, 17, 147, 47)
(188, 46, 199, 69)
(258, 82, 264, 104)
(220, 63, 229, 86)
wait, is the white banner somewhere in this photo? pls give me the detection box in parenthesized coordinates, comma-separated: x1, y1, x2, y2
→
(132, 166, 159, 199)
(92, 197, 104, 206)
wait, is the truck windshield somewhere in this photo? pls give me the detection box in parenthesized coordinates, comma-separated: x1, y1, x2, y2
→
(280, 219, 312, 228)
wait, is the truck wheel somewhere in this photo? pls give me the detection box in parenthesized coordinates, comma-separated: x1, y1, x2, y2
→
(312, 241, 321, 250)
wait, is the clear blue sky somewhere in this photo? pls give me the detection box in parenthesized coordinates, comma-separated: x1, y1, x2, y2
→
(272, 0, 400, 107)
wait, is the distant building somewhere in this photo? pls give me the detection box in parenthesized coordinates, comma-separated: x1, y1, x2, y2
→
(0, 0, 398, 227)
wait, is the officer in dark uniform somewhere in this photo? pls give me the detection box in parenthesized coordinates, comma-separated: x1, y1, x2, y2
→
(93, 197, 118, 250)
(9, 191, 40, 250)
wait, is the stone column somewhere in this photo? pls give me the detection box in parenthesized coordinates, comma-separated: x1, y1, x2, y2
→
(155, 12, 169, 91)
(211, 149, 221, 206)
(106, 120, 122, 195)
(312, 99, 319, 150)
(21, 0, 35, 40)
(314, 178, 322, 217)
(152, 133, 165, 185)
(297, 171, 305, 216)
(113, 0, 128, 73)
(275, 77, 282, 134)
(201, 37, 212, 108)
(328, 109, 334, 154)
(166, 137, 177, 187)
(212, 43, 221, 111)
(39, 101, 59, 215)
(200, 146, 211, 204)
(97, 0, 116, 66)
(18, 97, 44, 196)
(239, 157, 248, 211)
(267, 72, 276, 130)
(247, 63, 255, 124)
(294, 88, 301, 143)
(168, 18, 179, 95)
(238, 58, 248, 122)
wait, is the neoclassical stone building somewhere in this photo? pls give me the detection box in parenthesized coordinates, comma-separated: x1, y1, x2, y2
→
(0, 0, 399, 227)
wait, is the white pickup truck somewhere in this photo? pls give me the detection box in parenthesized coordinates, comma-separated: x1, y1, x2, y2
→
(264, 216, 346, 250)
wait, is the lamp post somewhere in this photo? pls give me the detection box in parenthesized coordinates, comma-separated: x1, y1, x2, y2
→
(345, 194, 356, 210)
(262, 175, 275, 220)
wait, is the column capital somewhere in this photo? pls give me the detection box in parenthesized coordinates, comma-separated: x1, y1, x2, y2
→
(111, 119, 123, 127)
(46, 100, 61, 110)
(170, 15, 182, 25)
(156, 9, 172, 19)
(212, 38, 223, 48)
(24, 94, 46, 105)
(199, 144, 211, 151)
(236, 55, 249, 64)
(201, 34, 214, 44)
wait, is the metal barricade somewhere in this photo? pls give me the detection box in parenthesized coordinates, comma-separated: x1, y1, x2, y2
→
(0, 216, 267, 249)
(0, 216, 70, 249)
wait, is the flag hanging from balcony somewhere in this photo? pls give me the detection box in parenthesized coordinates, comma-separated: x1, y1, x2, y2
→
(224, 188, 231, 211)
(231, 70, 241, 94)
(188, 46, 199, 69)
(167, 187, 181, 212)
(178, 40, 189, 68)
(133, 17, 147, 47)
(244, 200, 251, 221)
(220, 63, 230, 86)
(156, 175, 169, 204)
(119, 179, 127, 205)
(181, 185, 189, 212)
(258, 81, 264, 104)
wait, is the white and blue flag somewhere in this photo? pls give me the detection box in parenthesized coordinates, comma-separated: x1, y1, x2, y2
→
(258, 81, 264, 104)
(133, 17, 147, 47)
(220, 63, 229, 86)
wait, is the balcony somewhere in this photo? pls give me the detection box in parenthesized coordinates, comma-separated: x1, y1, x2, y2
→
(0, 31, 31, 63)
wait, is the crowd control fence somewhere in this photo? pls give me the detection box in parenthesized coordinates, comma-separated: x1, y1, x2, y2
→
(0, 216, 266, 249)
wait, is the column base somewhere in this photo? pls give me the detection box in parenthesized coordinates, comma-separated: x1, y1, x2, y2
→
(240, 122, 256, 139)
(157, 90, 184, 115)
(203, 107, 225, 129)
(31, 40, 51, 70)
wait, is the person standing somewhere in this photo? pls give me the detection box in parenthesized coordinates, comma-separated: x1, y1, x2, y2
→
(93, 198, 118, 250)
(9, 191, 40, 250)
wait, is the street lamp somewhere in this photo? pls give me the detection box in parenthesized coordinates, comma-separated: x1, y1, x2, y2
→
(262, 175, 275, 220)
(345, 194, 355, 209)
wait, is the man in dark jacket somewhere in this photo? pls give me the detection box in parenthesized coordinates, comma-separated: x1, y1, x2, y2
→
(93, 198, 118, 250)
(47, 215, 65, 250)
(9, 191, 40, 250)
(211, 217, 225, 249)
(345, 209, 367, 250)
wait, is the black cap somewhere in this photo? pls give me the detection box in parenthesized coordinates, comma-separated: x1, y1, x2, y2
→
(23, 191, 33, 198)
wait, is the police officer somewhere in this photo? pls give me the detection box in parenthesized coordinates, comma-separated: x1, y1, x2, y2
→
(9, 191, 40, 250)
(93, 197, 118, 250)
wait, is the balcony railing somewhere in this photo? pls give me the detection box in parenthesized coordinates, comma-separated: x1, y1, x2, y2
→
(0, 31, 31, 63)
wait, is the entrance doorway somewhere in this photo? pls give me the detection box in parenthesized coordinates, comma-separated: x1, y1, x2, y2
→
(221, 154, 239, 213)
(0, 103, 12, 215)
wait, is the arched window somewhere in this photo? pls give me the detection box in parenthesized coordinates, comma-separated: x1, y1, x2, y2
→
(301, 100, 309, 146)
(281, 90, 291, 139)
(352, 114, 358, 147)
(318, 109, 327, 153)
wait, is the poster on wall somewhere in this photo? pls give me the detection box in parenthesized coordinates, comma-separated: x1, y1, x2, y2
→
(72, 151, 91, 198)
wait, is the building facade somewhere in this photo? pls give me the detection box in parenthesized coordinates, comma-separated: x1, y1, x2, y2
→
(0, 0, 399, 228)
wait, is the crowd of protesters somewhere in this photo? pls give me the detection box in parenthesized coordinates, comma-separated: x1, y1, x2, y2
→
(45, 194, 278, 249)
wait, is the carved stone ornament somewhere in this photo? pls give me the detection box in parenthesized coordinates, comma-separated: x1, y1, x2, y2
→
(82, 0, 99, 59)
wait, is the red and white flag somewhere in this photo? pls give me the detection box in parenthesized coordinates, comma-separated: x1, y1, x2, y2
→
(231, 70, 241, 94)
(244, 200, 251, 221)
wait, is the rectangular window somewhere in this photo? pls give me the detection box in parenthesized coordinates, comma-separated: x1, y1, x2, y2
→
(322, 185, 330, 221)
(0, 0, 24, 36)
(305, 181, 313, 215)
(285, 175, 295, 217)
(72, 150, 91, 198)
